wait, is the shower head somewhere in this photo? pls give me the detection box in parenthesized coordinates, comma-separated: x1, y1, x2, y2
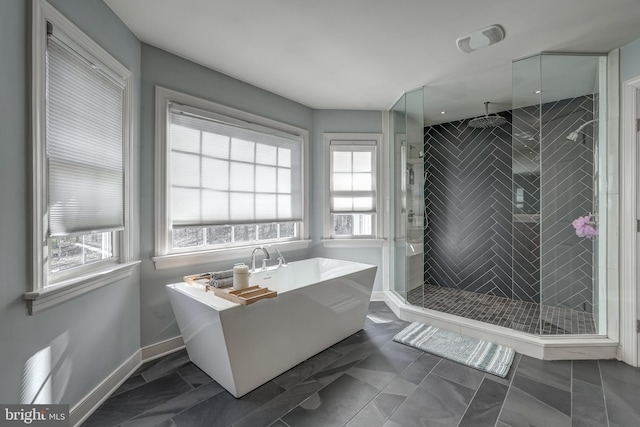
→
(468, 102, 507, 128)
(566, 131, 580, 142)
(566, 119, 597, 141)
(409, 145, 426, 158)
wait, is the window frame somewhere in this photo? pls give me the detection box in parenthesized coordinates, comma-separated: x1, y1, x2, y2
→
(153, 87, 310, 270)
(26, 0, 138, 314)
(323, 133, 384, 245)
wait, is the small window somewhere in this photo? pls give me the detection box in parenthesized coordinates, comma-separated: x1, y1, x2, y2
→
(50, 232, 114, 273)
(324, 134, 382, 239)
(154, 88, 308, 264)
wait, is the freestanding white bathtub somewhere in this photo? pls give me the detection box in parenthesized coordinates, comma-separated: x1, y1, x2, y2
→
(166, 257, 377, 397)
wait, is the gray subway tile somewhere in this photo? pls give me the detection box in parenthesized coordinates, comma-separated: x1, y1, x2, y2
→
(388, 374, 475, 427)
(599, 360, 640, 427)
(84, 373, 192, 426)
(346, 393, 406, 427)
(431, 358, 486, 390)
(282, 373, 378, 427)
(572, 360, 602, 386)
(499, 386, 570, 427)
(233, 377, 325, 427)
(172, 381, 284, 427)
(515, 355, 572, 392)
(273, 348, 342, 390)
(511, 373, 571, 416)
(571, 378, 608, 427)
(458, 378, 508, 427)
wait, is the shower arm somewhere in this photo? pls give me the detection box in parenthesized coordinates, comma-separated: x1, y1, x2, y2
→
(573, 119, 598, 134)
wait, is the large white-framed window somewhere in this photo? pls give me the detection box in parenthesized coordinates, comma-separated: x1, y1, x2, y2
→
(26, 0, 137, 314)
(323, 133, 383, 245)
(153, 87, 310, 270)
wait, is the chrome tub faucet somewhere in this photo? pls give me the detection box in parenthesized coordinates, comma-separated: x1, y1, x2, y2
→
(250, 246, 271, 272)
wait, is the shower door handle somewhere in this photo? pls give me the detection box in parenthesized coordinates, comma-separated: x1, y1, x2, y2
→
(424, 207, 429, 230)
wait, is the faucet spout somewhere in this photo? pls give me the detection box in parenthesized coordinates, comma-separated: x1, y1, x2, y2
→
(274, 247, 287, 267)
(250, 246, 271, 272)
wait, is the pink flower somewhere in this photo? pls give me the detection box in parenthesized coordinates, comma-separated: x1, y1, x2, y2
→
(572, 215, 598, 238)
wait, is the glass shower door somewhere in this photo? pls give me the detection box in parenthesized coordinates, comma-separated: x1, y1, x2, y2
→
(390, 88, 425, 305)
(390, 94, 407, 301)
(538, 54, 607, 336)
(512, 53, 607, 336)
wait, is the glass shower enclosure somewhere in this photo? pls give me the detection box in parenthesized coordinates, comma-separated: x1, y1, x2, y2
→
(390, 87, 425, 304)
(390, 54, 608, 337)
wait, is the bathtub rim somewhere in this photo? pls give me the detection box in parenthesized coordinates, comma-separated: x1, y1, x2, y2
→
(167, 257, 378, 312)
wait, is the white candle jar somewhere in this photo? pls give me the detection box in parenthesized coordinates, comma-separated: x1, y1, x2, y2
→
(233, 263, 250, 290)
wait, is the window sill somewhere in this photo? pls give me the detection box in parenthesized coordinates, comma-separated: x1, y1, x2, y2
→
(24, 260, 141, 315)
(152, 239, 312, 270)
(322, 238, 386, 248)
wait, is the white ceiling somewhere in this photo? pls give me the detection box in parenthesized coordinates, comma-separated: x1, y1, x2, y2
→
(105, 0, 640, 124)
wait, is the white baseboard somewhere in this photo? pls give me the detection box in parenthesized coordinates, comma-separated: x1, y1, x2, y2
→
(70, 350, 141, 427)
(370, 291, 385, 301)
(140, 336, 184, 361)
(70, 336, 185, 427)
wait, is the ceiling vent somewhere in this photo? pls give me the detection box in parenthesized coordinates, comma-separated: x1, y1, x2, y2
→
(456, 24, 505, 54)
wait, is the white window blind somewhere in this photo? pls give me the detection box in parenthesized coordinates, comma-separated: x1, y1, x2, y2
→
(169, 104, 303, 227)
(46, 29, 125, 236)
(330, 143, 376, 214)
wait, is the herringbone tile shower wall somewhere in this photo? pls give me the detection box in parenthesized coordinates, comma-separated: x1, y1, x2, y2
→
(424, 96, 595, 310)
(540, 96, 594, 312)
(424, 113, 519, 300)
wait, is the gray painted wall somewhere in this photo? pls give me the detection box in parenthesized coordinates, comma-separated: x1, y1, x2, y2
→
(621, 38, 640, 82)
(138, 44, 315, 347)
(0, 0, 141, 408)
(310, 110, 385, 292)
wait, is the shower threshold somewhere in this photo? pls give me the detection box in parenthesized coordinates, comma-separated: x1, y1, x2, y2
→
(407, 283, 596, 335)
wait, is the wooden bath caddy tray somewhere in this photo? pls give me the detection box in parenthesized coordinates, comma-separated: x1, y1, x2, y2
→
(212, 285, 277, 305)
(183, 272, 212, 287)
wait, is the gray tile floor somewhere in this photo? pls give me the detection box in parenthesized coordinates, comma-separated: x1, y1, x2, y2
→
(408, 284, 597, 335)
(83, 302, 640, 427)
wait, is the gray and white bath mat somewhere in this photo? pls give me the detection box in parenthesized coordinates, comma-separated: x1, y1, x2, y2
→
(393, 322, 515, 378)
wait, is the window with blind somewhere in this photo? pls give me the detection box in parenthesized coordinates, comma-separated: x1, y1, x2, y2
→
(30, 0, 134, 303)
(164, 101, 304, 252)
(30, 0, 137, 308)
(45, 26, 124, 276)
(325, 135, 381, 238)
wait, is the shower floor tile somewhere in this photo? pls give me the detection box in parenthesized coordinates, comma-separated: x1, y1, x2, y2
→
(407, 284, 596, 335)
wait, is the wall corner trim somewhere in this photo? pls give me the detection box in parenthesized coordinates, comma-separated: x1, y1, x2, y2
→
(619, 73, 640, 367)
